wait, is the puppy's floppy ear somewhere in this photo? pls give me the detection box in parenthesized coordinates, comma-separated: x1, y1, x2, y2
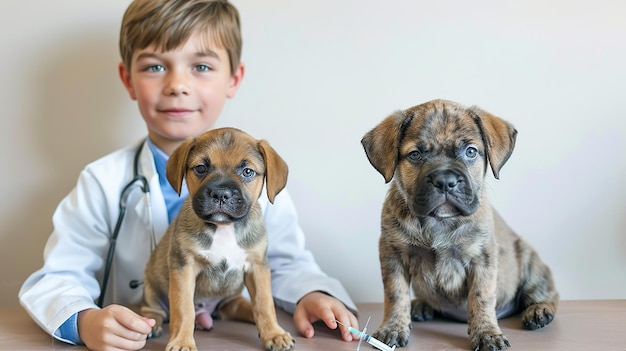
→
(258, 140, 288, 204)
(361, 110, 408, 183)
(470, 106, 518, 179)
(166, 137, 195, 195)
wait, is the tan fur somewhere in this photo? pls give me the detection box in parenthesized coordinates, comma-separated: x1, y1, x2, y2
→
(141, 127, 294, 351)
(361, 100, 558, 351)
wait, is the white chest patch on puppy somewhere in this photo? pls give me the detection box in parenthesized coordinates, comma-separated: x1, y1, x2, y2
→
(200, 223, 249, 271)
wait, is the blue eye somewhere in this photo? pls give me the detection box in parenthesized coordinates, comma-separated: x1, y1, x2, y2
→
(465, 146, 479, 159)
(241, 168, 256, 179)
(147, 65, 165, 72)
(407, 150, 422, 161)
(195, 64, 211, 72)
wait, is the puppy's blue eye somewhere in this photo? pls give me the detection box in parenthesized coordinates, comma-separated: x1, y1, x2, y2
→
(241, 168, 256, 179)
(407, 150, 422, 161)
(465, 146, 479, 159)
(193, 164, 208, 175)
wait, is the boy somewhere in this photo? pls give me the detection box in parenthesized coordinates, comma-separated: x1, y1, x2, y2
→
(19, 1, 358, 350)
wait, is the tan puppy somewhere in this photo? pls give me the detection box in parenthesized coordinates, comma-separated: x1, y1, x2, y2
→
(361, 100, 558, 351)
(141, 127, 295, 351)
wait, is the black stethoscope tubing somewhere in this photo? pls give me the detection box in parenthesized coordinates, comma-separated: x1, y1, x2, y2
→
(97, 141, 150, 307)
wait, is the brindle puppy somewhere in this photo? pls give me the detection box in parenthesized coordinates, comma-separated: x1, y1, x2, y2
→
(361, 99, 558, 351)
(141, 127, 294, 351)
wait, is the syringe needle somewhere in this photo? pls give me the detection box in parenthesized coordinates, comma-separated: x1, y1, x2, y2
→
(336, 320, 362, 338)
(335, 320, 396, 351)
(335, 320, 347, 328)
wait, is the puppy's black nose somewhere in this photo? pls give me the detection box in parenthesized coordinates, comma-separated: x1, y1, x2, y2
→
(210, 187, 234, 202)
(431, 171, 460, 192)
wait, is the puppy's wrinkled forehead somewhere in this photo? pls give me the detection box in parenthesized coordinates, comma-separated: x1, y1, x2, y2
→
(401, 101, 483, 152)
(188, 130, 264, 172)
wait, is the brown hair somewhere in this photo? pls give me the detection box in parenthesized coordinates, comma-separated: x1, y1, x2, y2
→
(119, 0, 242, 74)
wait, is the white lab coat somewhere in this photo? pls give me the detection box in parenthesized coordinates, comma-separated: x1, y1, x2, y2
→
(19, 139, 356, 344)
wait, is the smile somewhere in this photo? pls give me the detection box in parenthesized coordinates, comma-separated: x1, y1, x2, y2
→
(159, 108, 196, 118)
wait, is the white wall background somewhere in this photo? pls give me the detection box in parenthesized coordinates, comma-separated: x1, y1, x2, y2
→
(1, 0, 625, 306)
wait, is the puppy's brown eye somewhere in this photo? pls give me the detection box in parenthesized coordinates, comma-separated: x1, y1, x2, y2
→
(465, 146, 479, 159)
(193, 164, 208, 175)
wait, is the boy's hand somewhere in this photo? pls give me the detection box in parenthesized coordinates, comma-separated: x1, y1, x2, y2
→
(293, 291, 359, 341)
(78, 304, 155, 351)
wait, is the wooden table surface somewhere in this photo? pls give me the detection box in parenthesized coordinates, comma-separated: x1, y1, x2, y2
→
(3, 300, 625, 350)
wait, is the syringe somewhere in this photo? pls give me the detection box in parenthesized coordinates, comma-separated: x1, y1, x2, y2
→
(336, 319, 396, 351)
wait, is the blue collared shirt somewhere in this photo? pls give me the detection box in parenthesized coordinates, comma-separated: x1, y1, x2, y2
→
(147, 138, 188, 222)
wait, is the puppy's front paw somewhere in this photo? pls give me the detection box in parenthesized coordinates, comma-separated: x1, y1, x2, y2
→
(410, 299, 434, 322)
(470, 332, 510, 351)
(521, 302, 555, 330)
(262, 330, 294, 351)
(372, 321, 411, 348)
(165, 340, 197, 351)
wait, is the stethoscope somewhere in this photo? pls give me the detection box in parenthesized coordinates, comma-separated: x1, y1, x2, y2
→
(97, 141, 157, 307)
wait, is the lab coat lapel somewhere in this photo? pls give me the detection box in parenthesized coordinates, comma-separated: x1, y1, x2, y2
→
(131, 140, 169, 241)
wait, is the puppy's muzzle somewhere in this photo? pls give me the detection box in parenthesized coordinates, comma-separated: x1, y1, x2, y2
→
(416, 167, 479, 218)
(192, 179, 251, 223)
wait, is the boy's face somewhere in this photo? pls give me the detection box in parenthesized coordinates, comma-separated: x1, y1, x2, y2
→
(119, 32, 244, 154)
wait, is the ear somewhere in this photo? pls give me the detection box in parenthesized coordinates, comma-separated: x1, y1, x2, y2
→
(118, 62, 137, 100)
(226, 63, 245, 99)
(166, 137, 195, 195)
(258, 140, 289, 203)
(360, 111, 407, 183)
(470, 106, 518, 179)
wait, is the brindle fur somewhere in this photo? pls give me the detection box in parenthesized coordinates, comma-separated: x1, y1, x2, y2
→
(361, 100, 558, 351)
(141, 127, 294, 351)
